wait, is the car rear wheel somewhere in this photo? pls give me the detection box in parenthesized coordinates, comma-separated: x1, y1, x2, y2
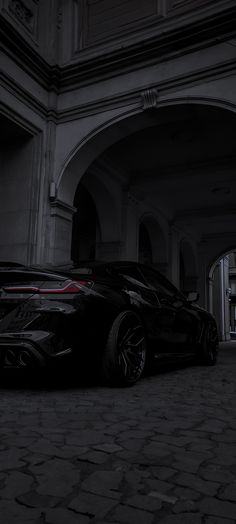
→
(200, 321, 218, 365)
(101, 310, 146, 386)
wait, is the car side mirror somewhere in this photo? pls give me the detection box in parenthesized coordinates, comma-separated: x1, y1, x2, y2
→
(187, 291, 199, 303)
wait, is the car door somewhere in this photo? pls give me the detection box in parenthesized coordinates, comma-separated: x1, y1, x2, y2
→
(139, 266, 196, 358)
(112, 265, 167, 350)
(115, 264, 180, 359)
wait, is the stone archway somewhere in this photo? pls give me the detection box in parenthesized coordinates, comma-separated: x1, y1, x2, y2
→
(50, 99, 236, 311)
(56, 98, 236, 209)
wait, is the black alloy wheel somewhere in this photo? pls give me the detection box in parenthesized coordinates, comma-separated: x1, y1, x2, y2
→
(201, 321, 218, 365)
(101, 310, 146, 386)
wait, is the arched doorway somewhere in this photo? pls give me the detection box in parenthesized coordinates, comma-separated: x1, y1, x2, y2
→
(57, 102, 236, 211)
(52, 101, 236, 311)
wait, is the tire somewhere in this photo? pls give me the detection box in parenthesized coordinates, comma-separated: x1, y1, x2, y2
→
(200, 321, 218, 366)
(101, 310, 147, 386)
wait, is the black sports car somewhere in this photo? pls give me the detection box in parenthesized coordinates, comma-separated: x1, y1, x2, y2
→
(0, 261, 218, 385)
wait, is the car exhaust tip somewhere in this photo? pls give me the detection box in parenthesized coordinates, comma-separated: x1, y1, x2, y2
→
(19, 350, 33, 367)
(5, 349, 18, 366)
(4, 348, 35, 367)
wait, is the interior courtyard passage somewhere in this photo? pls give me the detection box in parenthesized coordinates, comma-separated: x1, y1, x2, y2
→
(0, 342, 236, 524)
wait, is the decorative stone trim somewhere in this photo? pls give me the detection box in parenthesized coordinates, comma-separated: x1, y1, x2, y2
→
(8, 0, 34, 32)
(169, 0, 216, 12)
(141, 88, 159, 111)
(1, 3, 236, 91)
(73, 0, 164, 52)
(50, 199, 76, 222)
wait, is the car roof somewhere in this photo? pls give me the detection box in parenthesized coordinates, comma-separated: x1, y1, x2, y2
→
(0, 260, 163, 280)
(0, 261, 26, 268)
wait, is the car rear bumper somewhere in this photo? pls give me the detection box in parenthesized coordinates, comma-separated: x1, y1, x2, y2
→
(0, 331, 73, 369)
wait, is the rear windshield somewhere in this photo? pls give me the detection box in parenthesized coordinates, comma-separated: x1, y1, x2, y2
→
(70, 267, 93, 275)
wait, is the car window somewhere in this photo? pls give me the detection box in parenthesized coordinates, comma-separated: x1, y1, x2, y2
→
(114, 266, 147, 287)
(140, 267, 178, 298)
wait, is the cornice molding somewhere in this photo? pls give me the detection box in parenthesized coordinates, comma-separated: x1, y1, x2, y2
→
(0, 14, 50, 88)
(50, 199, 76, 220)
(58, 61, 236, 123)
(2, 62, 236, 128)
(1, 4, 236, 93)
(0, 70, 48, 120)
(60, 6, 236, 90)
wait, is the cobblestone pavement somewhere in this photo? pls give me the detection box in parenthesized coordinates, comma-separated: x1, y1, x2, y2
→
(0, 342, 236, 524)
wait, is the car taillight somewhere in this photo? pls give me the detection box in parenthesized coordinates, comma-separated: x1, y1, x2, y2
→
(2, 286, 40, 294)
(2, 280, 91, 294)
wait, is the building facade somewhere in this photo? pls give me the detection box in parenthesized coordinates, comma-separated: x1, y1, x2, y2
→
(1, 0, 236, 337)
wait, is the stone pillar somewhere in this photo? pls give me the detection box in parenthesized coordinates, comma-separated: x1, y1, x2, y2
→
(196, 241, 209, 309)
(222, 256, 231, 341)
(211, 258, 231, 341)
(230, 302, 235, 333)
(0, 132, 40, 265)
(49, 199, 76, 264)
(211, 263, 223, 339)
(208, 275, 214, 314)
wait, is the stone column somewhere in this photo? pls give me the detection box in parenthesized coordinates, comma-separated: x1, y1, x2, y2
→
(49, 199, 76, 264)
(210, 258, 230, 341)
(208, 274, 214, 314)
(222, 256, 231, 341)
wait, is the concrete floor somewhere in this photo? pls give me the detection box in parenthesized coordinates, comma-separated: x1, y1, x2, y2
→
(0, 342, 236, 524)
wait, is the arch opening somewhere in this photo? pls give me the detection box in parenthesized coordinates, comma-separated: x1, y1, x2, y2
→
(58, 101, 236, 210)
(53, 100, 236, 308)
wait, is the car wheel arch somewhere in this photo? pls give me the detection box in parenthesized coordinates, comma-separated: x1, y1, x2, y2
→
(100, 308, 148, 386)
